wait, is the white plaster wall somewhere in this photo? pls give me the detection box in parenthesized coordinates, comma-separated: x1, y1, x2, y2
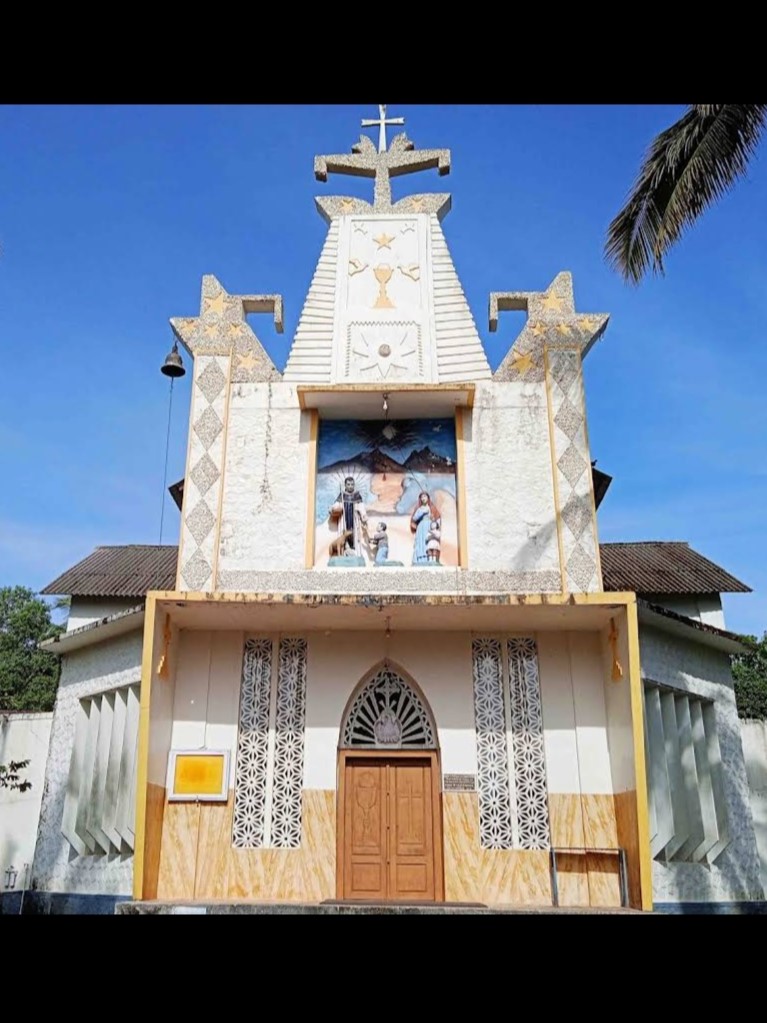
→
(169, 630, 242, 775)
(168, 630, 477, 793)
(568, 632, 614, 793)
(646, 594, 725, 629)
(537, 631, 613, 795)
(740, 719, 767, 895)
(218, 382, 310, 576)
(0, 713, 53, 889)
(640, 624, 764, 903)
(304, 630, 476, 790)
(602, 622, 636, 794)
(462, 382, 560, 577)
(334, 214, 437, 383)
(67, 598, 141, 632)
(31, 631, 143, 895)
(167, 627, 620, 803)
(147, 621, 178, 789)
(219, 380, 561, 584)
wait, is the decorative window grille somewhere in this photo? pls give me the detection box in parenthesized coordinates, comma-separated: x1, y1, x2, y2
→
(471, 637, 550, 850)
(472, 639, 514, 848)
(507, 639, 550, 850)
(232, 639, 273, 848)
(341, 664, 436, 749)
(62, 684, 140, 856)
(643, 681, 729, 864)
(271, 637, 308, 849)
(232, 636, 308, 850)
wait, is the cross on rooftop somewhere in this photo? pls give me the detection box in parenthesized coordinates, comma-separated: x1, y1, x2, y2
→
(361, 104, 405, 153)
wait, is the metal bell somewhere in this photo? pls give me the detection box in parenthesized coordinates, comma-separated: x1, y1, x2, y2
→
(161, 340, 186, 378)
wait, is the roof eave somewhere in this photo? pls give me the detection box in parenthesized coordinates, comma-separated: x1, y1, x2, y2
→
(637, 600, 750, 655)
(40, 605, 145, 655)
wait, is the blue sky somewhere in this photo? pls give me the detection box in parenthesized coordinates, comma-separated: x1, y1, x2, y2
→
(1, 104, 764, 635)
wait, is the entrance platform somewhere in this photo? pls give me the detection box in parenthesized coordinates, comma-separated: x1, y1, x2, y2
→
(116, 900, 642, 915)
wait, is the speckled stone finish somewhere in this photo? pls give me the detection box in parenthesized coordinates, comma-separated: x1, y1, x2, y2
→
(314, 131, 450, 211)
(315, 193, 452, 224)
(179, 353, 231, 590)
(217, 567, 563, 594)
(547, 347, 600, 593)
(30, 632, 143, 897)
(490, 272, 609, 383)
(641, 625, 765, 904)
(171, 274, 283, 384)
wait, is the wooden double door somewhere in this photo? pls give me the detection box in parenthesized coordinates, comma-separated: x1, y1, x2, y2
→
(338, 751, 443, 902)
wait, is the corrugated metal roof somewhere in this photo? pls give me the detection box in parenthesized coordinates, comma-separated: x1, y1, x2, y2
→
(40, 545, 178, 596)
(600, 541, 750, 594)
(41, 540, 750, 598)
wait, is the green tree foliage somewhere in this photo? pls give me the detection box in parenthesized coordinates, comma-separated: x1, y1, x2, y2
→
(732, 631, 767, 720)
(605, 105, 767, 283)
(0, 586, 64, 712)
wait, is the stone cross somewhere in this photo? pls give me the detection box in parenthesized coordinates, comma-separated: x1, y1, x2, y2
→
(314, 132, 451, 210)
(361, 104, 405, 153)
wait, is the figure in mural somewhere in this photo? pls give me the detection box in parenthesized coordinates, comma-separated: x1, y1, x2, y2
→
(371, 522, 389, 565)
(410, 491, 441, 565)
(315, 419, 458, 568)
(426, 518, 441, 563)
(329, 476, 368, 558)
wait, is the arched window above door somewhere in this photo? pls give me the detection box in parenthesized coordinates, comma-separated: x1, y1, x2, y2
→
(340, 663, 437, 749)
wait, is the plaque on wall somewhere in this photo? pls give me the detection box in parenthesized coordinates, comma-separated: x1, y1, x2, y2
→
(443, 773, 476, 792)
(167, 749, 230, 802)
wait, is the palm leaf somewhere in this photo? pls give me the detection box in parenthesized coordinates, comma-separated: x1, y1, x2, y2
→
(605, 104, 767, 283)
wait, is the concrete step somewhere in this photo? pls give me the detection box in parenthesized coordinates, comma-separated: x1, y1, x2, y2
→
(116, 900, 643, 915)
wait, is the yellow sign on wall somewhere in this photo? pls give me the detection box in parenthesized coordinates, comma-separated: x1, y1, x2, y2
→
(167, 750, 230, 801)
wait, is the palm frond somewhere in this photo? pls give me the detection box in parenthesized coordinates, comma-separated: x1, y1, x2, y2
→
(605, 104, 767, 284)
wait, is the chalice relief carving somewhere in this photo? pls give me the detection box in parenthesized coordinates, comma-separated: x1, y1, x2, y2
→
(374, 264, 395, 308)
(354, 770, 379, 843)
(371, 262, 421, 309)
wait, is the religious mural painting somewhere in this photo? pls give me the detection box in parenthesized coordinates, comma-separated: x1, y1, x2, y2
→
(314, 418, 458, 568)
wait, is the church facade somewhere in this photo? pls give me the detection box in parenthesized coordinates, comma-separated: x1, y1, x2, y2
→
(29, 110, 765, 913)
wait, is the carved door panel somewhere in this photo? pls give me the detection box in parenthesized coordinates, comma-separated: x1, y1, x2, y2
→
(344, 760, 387, 900)
(388, 761, 435, 900)
(343, 758, 435, 901)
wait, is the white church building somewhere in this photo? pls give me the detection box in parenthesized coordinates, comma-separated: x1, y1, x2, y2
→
(22, 109, 765, 914)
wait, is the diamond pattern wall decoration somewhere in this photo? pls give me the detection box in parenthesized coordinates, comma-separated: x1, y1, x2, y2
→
(179, 353, 231, 590)
(547, 347, 600, 592)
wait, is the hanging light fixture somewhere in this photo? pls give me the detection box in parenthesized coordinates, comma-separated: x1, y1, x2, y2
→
(382, 392, 396, 441)
(161, 339, 186, 378)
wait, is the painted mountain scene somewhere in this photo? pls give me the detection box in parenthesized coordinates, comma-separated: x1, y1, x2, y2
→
(314, 418, 458, 568)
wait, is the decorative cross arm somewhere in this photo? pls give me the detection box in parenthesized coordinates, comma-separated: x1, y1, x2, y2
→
(315, 131, 451, 209)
